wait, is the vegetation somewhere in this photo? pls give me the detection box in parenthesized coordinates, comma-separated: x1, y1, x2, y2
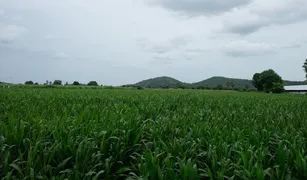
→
(271, 82, 285, 93)
(72, 81, 80, 86)
(132, 76, 183, 89)
(252, 69, 284, 93)
(88, 81, 99, 86)
(53, 80, 62, 85)
(1, 88, 307, 179)
(303, 59, 307, 80)
(129, 76, 306, 90)
(24, 81, 34, 85)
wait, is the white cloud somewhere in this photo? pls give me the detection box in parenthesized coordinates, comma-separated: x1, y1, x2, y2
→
(0, 9, 4, 16)
(12, 15, 23, 21)
(223, 40, 278, 56)
(44, 34, 56, 39)
(54, 52, 68, 58)
(0, 25, 28, 44)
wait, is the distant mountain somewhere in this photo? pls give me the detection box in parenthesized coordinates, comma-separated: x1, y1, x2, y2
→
(192, 76, 254, 89)
(284, 80, 307, 86)
(131, 76, 184, 88)
(128, 76, 307, 89)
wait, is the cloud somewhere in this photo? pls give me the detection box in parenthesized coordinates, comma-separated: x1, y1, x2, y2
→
(54, 52, 68, 58)
(282, 44, 301, 49)
(0, 25, 28, 44)
(12, 15, 23, 21)
(44, 34, 56, 39)
(0, 9, 4, 16)
(223, 40, 278, 57)
(146, 0, 253, 16)
(136, 36, 190, 54)
(222, 0, 307, 35)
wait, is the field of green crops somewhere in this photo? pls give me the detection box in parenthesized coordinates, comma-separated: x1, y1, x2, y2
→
(1, 88, 307, 179)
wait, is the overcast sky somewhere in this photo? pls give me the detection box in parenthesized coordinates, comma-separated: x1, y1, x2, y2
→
(0, 0, 306, 85)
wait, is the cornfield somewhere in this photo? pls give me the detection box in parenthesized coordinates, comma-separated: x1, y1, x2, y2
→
(0, 88, 306, 179)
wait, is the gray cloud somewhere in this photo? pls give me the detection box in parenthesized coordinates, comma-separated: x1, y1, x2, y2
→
(136, 36, 189, 54)
(222, 40, 278, 57)
(54, 52, 69, 59)
(282, 44, 301, 49)
(147, 0, 252, 16)
(222, 40, 303, 57)
(0, 24, 28, 44)
(1, 0, 306, 84)
(223, 0, 307, 35)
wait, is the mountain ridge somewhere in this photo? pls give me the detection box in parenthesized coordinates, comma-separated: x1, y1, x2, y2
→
(128, 76, 307, 89)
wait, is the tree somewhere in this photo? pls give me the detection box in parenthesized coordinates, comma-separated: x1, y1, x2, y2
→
(65, 82, 68, 86)
(25, 81, 34, 85)
(88, 81, 98, 86)
(53, 80, 62, 85)
(260, 69, 283, 92)
(226, 81, 231, 89)
(303, 59, 307, 80)
(215, 84, 223, 90)
(72, 81, 80, 86)
(253, 69, 283, 93)
(252, 73, 263, 91)
(244, 84, 249, 91)
(271, 82, 285, 93)
(34, 82, 39, 85)
(230, 81, 236, 89)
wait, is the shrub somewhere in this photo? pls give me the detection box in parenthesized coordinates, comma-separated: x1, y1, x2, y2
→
(72, 81, 80, 86)
(88, 81, 98, 86)
(25, 81, 34, 85)
(53, 80, 62, 85)
(271, 82, 285, 93)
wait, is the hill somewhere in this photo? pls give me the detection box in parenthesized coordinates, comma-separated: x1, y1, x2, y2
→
(192, 76, 254, 89)
(131, 76, 184, 88)
(129, 76, 307, 89)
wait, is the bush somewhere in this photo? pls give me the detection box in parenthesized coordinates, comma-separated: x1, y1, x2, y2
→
(88, 81, 98, 86)
(136, 86, 143, 90)
(271, 82, 285, 93)
(72, 81, 80, 86)
(25, 81, 34, 85)
(53, 80, 62, 85)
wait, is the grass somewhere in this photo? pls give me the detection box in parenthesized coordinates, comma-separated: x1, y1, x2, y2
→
(0, 88, 307, 179)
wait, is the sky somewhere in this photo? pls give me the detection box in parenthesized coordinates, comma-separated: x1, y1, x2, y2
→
(0, 0, 306, 85)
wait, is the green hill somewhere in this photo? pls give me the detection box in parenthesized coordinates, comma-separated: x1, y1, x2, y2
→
(192, 76, 254, 89)
(129, 76, 306, 89)
(131, 76, 184, 88)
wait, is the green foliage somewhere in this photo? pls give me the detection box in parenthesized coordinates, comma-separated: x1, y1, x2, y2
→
(72, 81, 80, 86)
(271, 82, 285, 93)
(53, 80, 62, 85)
(260, 69, 283, 93)
(303, 59, 307, 80)
(253, 69, 284, 93)
(87, 81, 98, 86)
(1, 89, 307, 179)
(252, 73, 263, 91)
(25, 81, 34, 85)
(133, 76, 183, 88)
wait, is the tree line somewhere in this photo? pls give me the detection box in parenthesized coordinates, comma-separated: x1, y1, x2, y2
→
(25, 80, 99, 86)
(24, 59, 307, 92)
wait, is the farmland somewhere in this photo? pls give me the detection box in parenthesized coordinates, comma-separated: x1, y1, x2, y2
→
(0, 88, 307, 179)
